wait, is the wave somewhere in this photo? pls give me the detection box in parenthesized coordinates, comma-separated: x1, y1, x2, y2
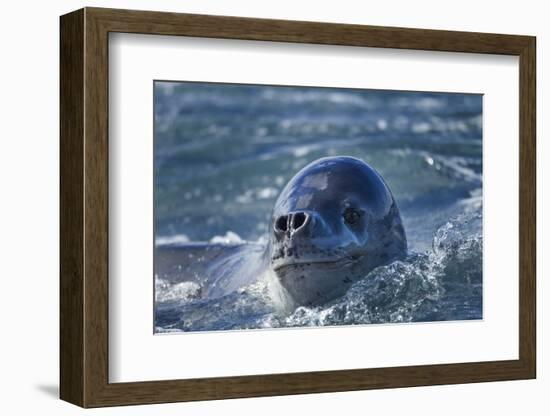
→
(156, 231, 247, 247)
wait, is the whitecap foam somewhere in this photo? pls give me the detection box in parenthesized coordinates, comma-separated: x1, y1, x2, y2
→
(155, 234, 190, 246)
(209, 231, 244, 245)
(155, 278, 202, 302)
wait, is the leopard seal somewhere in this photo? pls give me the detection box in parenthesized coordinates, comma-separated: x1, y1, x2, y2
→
(268, 156, 407, 307)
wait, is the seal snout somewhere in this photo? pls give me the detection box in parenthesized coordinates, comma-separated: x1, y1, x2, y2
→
(273, 211, 311, 237)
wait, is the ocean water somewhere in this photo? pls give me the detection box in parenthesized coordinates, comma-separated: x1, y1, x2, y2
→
(154, 82, 483, 333)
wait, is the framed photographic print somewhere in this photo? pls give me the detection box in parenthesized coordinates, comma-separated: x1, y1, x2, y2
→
(60, 7, 536, 408)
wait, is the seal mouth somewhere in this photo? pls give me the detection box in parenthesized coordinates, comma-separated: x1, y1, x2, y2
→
(272, 257, 355, 272)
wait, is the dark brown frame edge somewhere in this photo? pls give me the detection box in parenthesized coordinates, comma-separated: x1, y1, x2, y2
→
(60, 7, 536, 408)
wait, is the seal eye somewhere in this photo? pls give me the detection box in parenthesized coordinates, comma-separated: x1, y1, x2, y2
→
(343, 208, 361, 225)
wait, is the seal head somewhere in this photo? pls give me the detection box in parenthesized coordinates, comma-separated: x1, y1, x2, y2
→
(269, 156, 407, 306)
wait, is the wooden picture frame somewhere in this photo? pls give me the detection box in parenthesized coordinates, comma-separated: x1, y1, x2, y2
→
(60, 7, 536, 408)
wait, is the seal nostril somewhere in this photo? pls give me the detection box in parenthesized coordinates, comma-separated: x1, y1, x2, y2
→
(275, 215, 288, 232)
(292, 212, 307, 230)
